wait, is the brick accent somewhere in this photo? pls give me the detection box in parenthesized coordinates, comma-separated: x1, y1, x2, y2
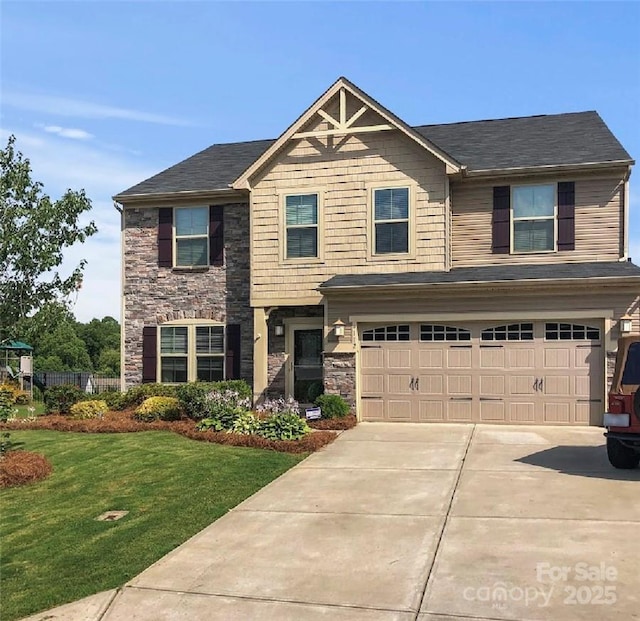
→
(323, 352, 356, 409)
(123, 204, 252, 388)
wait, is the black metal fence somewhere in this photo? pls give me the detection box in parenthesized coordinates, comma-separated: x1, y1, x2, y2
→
(26, 372, 121, 402)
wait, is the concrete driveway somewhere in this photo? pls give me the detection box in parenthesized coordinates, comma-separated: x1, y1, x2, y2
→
(25, 423, 640, 621)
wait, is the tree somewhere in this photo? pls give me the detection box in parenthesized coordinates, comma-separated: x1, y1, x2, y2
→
(0, 135, 97, 340)
(34, 322, 92, 371)
(75, 316, 120, 370)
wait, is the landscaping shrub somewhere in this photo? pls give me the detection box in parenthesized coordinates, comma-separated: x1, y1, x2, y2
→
(69, 400, 108, 420)
(0, 382, 29, 406)
(256, 396, 300, 417)
(0, 390, 14, 422)
(0, 450, 53, 487)
(123, 383, 177, 408)
(176, 383, 216, 419)
(259, 412, 310, 441)
(229, 410, 263, 435)
(307, 381, 324, 403)
(177, 381, 253, 420)
(315, 394, 350, 419)
(134, 396, 182, 422)
(14, 391, 30, 405)
(212, 380, 252, 400)
(44, 384, 84, 414)
(89, 391, 128, 411)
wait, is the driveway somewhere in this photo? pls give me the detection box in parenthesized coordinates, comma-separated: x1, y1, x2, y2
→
(25, 423, 640, 621)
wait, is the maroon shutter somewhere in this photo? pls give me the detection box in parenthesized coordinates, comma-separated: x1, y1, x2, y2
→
(557, 181, 575, 251)
(225, 324, 241, 379)
(158, 208, 173, 267)
(142, 326, 157, 383)
(209, 206, 224, 266)
(492, 186, 511, 254)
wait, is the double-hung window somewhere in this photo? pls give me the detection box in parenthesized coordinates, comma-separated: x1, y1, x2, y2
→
(160, 324, 225, 382)
(285, 194, 318, 259)
(512, 185, 556, 252)
(175, 207, 209, 266)
(373, 187, 409, 255)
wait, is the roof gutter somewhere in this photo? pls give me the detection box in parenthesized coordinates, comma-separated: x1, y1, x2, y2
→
(462, 159, 635, 179)
(112, 187, 247, 203)
(318, 274, 640, 295)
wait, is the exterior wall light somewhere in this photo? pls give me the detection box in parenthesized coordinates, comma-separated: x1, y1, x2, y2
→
(620, 315, 633, 334)
(333, 319, 346, 338)
(274, 324, 284, 337)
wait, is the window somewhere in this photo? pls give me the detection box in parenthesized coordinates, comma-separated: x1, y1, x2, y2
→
(512, 185, 555, 252)
(545, 323, 600, 341)
(481, 323, 534, 341)
(373, 188, 409, 254)
(362, 325, 410, 342)
(621, 342, 640, 385)
(285, 194, 318, 259)
(175, 207, 209, 266)
(160, 324, 225, 382)
(421, 325, 471, 342)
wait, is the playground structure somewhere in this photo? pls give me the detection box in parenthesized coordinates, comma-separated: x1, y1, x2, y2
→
(1, 340, 35, 400)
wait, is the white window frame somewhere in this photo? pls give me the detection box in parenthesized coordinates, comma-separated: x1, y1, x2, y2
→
(173, 206, 209, 268)
(280, 190, 324, 263)
(369, 185, 413, 259)
(510, 184, 557, 254)
(158, 321, 225, 383)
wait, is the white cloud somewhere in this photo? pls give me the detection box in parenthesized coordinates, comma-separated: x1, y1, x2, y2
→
(4, 91, 192, 126)
(41, 124, 94, 140)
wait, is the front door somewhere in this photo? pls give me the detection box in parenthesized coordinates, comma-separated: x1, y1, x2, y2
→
(293, 328, 323, 403)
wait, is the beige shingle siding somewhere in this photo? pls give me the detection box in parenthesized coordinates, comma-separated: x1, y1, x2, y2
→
(451, 173, 624, 267)
(251, 125, 448, 304)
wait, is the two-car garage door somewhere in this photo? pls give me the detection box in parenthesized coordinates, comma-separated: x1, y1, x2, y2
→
(359, 321, 603, 425)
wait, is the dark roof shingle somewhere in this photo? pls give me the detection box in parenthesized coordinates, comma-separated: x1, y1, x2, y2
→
(319, 261, 640, 290)
(116, 111, 632, 198)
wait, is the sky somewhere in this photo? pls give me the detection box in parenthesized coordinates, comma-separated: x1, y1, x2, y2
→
(1, 1, 639, 323)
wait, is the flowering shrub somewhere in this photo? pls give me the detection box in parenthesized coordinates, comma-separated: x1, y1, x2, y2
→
(177, 381, 252, 420)
(229, 411, 263, 435)
(69, 400, 108, 420)
(134, 396, 182, 422)
(256, 397, 300, 417)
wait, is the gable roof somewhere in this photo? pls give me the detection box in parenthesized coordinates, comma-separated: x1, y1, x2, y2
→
(115, 97, 633, 199)
(319, 261, 640, 291)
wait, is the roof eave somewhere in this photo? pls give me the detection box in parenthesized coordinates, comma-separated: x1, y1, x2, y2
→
(318, 274, 640, 295)
(113, 187, 247, 203)
(463, 159, 635, 179)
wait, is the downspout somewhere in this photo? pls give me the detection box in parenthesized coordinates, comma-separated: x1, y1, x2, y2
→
(113, 202, 125, 391)
(622, 166, 631, 260)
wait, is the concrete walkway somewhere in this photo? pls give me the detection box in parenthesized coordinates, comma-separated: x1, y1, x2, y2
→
(24, 423, 640, 621)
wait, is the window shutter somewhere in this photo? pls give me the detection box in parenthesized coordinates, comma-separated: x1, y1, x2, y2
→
(225, 324, 241, 379)
(557, 181, 575, 251)
(209, 206, 224, 266)
(142, 326, 157, 383)
(158, 208, 173, 267)
(492, 186, 511, 254)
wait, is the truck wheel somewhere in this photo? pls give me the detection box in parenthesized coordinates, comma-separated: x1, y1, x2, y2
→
(607, 437, 640, 469)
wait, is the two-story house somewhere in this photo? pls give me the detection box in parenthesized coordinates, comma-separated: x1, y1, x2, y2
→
(114, 77, 640, 426)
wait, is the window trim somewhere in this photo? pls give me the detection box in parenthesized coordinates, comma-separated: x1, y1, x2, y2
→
(173, 206, 210, 268)
(280, 190, 324, 264)
(510, 184, 557, 254)
(158, 320, 226, 383)
(368, 184, 415, 261)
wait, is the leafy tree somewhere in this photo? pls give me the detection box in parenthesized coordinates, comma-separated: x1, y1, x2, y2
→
(0, 135, 97, 340)
(97, 348, 121, 375)
(76, 316, 120, 370)
(34, 322, 92, 371)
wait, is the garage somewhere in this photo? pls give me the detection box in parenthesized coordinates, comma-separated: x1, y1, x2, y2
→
(359, 320, 603, 425)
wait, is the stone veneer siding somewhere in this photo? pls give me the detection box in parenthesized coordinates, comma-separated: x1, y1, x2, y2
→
(323, 352, 356, 410)
(123, 203, 252, 387)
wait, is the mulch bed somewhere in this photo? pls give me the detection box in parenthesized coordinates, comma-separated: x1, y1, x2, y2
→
(308, 415, 357, 430)
(1, 411, 341, 454)
(0, 451, 53, 488)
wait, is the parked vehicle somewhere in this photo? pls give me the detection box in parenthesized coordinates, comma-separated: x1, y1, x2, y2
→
(603, 335, 640, 469)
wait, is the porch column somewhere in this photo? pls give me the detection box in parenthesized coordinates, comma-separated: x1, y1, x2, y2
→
(253, 307, 268, 403)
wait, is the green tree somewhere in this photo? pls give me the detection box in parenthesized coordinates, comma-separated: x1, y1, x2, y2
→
(76, 316, 120, 370)
(97, 348, 121, 375)
(35, 322, 92, 371)
(0, 135, 97, 340)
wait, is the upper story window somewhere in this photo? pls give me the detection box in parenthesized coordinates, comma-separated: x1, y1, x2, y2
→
(175, 207, 209, 266)
(511, 185, 556, 253)
(285, 194, 318, 259)
(374, 187, 409, 255)
(160, 324, 225, 383)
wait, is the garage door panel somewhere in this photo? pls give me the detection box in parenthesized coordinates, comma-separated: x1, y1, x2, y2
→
(544, 402, 571, 423)
(480, 375, 505, 396)
(417, 375, 443, 395)
(361, 399, 384, 420)
(447, 349, 472, 368)
(575, 345, 599, 368)
(510, 402, 536, 423)
(387, 349, 412, 369)
(479, 347, 504, 368)
(543, 375, 570, 396)
(388, 399, 412, 420)
(508, 348, 535, 369)
(544, 348, 571, 369)
(480, 400, 506, 421)
(447, 400, 473, 421)
(575, 402, 592, 424)
(447, 375, 472, 395)
(418, 349, 443, 369)
(574, 376, 591, 398)
(419, 400, 444, 421)
(388, 374, 413, 394)
(510, 375, 536, 395)
(361, 348, 384, 369)
(361, 374, 384, 394)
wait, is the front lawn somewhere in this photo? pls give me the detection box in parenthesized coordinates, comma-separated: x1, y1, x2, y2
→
(0, 430, 305, 621)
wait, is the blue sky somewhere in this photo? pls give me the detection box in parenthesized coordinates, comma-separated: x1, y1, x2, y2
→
(2, 1, 639, 321)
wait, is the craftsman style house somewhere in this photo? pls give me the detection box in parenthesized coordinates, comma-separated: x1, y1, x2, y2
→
(115, 77, 640, 426)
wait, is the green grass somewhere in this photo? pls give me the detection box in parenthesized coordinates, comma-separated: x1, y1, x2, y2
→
(0, 430, 306, 620)
(13, 401, 46, 417)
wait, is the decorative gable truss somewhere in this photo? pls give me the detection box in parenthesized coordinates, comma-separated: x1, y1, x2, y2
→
(232, 77, 462, 190)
